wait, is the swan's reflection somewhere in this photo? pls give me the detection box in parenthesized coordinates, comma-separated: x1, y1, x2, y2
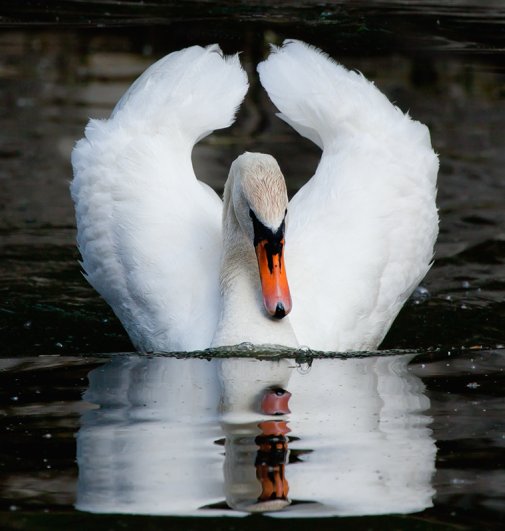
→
(76, 357, 224, 515)
(76, 354, 435, 517)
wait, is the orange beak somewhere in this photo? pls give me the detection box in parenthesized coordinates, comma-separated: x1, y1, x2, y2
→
(255, 238, 292, 318)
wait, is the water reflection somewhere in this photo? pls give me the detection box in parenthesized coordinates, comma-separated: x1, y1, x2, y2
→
(76, 354, 435, 517)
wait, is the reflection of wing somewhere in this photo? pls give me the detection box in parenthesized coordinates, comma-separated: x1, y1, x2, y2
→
(71, 46, 248, 352)
(285, 356, 435, 516)
(258, 40, 438, 351)
(77, 357, 224, 515)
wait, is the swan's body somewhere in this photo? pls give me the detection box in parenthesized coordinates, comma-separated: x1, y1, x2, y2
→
(71, 41, 438, 353)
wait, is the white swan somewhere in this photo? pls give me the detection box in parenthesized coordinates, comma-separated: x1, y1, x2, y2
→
(71, 40, 438, 353)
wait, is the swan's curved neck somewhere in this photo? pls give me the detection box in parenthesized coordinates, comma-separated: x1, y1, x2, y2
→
(211, 201, 298, 349)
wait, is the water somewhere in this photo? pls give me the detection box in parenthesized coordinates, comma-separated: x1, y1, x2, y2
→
(1, 350, 505, 529)
(1, 1, 505, 529)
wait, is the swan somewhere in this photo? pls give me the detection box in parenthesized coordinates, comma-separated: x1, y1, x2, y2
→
(70, 40, 438, 353)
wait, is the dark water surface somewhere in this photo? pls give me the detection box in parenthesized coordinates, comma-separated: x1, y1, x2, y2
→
(1, 0, 505, 529)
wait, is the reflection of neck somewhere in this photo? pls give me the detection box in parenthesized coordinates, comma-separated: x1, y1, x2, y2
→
(211, 210, 298, 348)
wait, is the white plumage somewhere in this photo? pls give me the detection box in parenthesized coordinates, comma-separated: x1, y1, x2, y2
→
(71, 40, 438, 353)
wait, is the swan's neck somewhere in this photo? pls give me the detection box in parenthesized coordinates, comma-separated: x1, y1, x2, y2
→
(211, 209, 298, 349)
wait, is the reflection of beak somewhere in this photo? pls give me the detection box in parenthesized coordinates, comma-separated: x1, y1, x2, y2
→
(255, 238, 292, 318)
(254, 420, 290, 508)
(261, 388, 291, 415)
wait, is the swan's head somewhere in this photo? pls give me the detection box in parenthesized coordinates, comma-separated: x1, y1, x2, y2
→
(226, 152, 292, 319)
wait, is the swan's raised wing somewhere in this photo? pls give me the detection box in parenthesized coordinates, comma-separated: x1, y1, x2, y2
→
(258, 40, 438, 351)
(71, 45, 248, 352)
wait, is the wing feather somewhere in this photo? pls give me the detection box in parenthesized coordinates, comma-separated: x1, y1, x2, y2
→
(258, 40, 438, 351)
(71, 45, 248, 351)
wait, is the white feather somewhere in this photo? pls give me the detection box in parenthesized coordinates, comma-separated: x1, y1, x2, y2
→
(258, 40, 438, 350)
(71, 45, 248, 352)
